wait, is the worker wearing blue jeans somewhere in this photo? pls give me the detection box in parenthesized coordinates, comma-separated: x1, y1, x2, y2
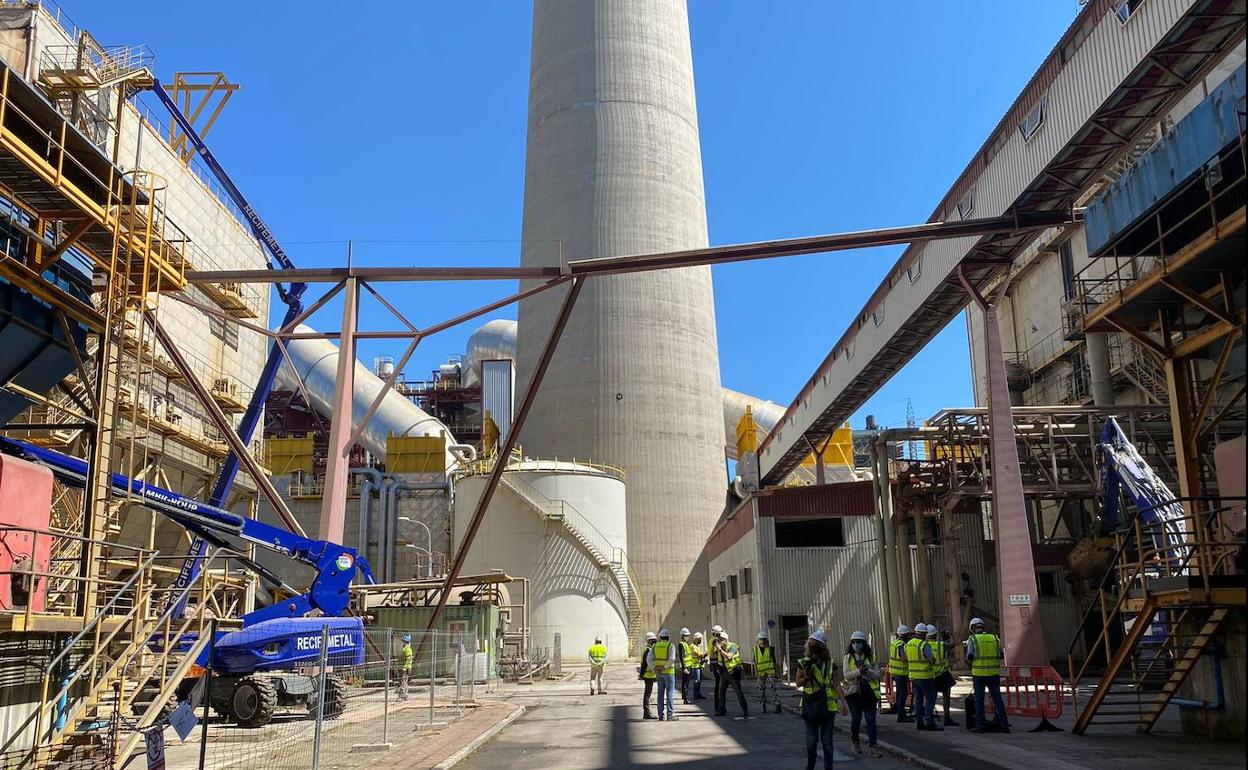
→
(649, 629, 679, 721)
(965, 618, 1010, 732)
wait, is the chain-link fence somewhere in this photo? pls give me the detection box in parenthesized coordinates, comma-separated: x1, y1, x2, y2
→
(151, 625, 496, 770)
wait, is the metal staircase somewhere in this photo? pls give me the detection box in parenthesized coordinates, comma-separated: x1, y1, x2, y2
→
(5, 537, 227, 769)
(499, 473, 644, 648)
(1067, 504, 1244, 734)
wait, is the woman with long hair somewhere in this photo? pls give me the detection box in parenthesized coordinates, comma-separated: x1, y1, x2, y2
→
(842, 631, 884, 757)
(795, 628, 848, 770)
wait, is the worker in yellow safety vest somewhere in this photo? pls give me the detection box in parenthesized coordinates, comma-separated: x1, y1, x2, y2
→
(648, 629, 678, 721)
(842, 630, 883, 757)
(753, 630, 780, 713)
(587, 636, 608, 696)
(795, 628, 848, 770)
(713, 630, 749, 718)
(931, 626, 958, 727)
(906, 623, 940, 731)
(965, 617, 1009, 732)
(678, 628, 694, 704)
(397, 633, 413, 702)
(686, 631, 707, 701)
(887, 624, 913, 722)
(638, 631, 657, 720)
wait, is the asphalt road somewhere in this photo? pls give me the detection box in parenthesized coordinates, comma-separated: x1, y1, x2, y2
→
(460, 665, 910, 769)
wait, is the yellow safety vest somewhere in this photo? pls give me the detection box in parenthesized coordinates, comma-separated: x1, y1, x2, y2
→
(754, 644, 775, 676)
(401, 644, 413, 671)
(687, 643, 704, 669)
(969, 633, 1001, 677)
(653, 640, 674, 675)
(800, 657, 839, 711)
(643, 645, 656, 680)
(888, 638, 907, 676)
(589, 643, 607, 666)
(905, 638, 933, 680)
(932, 640, 949, 675)
(844, 653, 881, 699)
(724, 642, 742, 671)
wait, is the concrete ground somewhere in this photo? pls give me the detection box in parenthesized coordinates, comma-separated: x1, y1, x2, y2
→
(459, 665, 908, 769)
(865, 677, 1247, 770)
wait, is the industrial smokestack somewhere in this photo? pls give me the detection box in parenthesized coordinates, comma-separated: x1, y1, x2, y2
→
(516, 0, 724, 631)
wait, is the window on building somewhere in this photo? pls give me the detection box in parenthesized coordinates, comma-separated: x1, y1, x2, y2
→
(741, 567, 753, 595)
(774, 518, 846, 548)
(1114, 0, 1146, 24)
(957, 188, 975, 219)
(710, 585, 718, 605)
(872, 302, 885, 327)
(1059, 239, 1077, 300)
(1019, 97, 1047, 142)
(728, 574, 739, 600)
(209, 313, 239, 350)
(1037, 570, 1061, 598)
(907, 257, 922, 283)
(718, 580, 727, 603)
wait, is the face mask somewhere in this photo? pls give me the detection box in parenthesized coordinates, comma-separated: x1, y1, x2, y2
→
(852, 641, 864, 652)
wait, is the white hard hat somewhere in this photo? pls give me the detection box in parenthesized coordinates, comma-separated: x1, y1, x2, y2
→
(693, 632, 704, 639)
(969, 617, 985, 629)
(594, 635, 602, 642)
(756, 631, 768, 640)
(810, 628, 828, 646)
(896, 624, 912, 635)
(645, 631, 657, 641)
(926, 625, 939, 637)
(659, 628, 670, 638)
(914, 623, 929, 635)
(850, 630, 867, 642)
(717, 630, 729, 639)
(712, 624, 724, 634)
(680, 627, 690, 636)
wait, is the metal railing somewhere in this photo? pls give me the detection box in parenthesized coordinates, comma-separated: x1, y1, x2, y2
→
(462, 447, 626, 482)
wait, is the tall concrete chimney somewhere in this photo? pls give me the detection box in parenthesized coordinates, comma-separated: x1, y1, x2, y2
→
(516, 0, 723, 633)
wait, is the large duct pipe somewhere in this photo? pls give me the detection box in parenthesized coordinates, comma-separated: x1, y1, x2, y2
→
(1086, 332, 1114, 406)
(276, 325, 474, 469)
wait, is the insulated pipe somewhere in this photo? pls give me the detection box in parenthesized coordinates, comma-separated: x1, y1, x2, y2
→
(380, 477, 448, 582)
(351, 467, 385, 565)
(1086, 333, 1115, 406)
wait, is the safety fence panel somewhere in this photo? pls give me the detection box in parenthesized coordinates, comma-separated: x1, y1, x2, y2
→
(882, 665, 1064, 721)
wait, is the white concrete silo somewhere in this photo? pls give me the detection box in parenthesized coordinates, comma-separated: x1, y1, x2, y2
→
(453, 462, 632, 658)
(515, 0, 724, 634)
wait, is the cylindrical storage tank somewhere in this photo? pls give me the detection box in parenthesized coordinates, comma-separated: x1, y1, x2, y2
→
(461, 319, 518, 387)
(452, 462, 629, 659)
(516, 0, 724, 633)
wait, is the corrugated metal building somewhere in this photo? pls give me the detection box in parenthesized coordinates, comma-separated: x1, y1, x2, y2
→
(708, 482, 885, 676)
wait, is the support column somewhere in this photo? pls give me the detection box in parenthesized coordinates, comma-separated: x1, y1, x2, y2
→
(912, 501, 935, 622)
(874, 442, 898, 630)
(1086, 332, 1114, 406)
(319, 276, 359, 543)
(939, 496, 965, 656)
(959, 269, 1049, 667)
(1164, 356, 1201, 500)
(895, 509, 916, 625)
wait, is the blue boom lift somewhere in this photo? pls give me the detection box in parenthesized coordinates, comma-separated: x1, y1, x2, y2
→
(0, 436, 375, 726)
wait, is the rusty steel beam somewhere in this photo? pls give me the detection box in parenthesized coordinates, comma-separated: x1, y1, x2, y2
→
(184, 210, 1075, 286)
(318, 277, 359, 544)
(416, 277, 584, 660)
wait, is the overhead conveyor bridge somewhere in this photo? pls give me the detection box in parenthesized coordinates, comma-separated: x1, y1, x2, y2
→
(757, 0, 1245, 486)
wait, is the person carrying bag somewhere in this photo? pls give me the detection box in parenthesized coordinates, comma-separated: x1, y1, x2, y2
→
(795, 628, 848, 770)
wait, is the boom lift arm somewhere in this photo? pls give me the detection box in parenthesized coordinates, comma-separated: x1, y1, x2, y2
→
(0, 437, 375, 624)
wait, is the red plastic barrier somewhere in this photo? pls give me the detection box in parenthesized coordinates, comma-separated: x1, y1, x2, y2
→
(986, 665, 1065, 721)
(883, 665, 1064, 721)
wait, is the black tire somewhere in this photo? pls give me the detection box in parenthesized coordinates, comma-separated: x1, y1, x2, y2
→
(230, 675, 278, 728)
(310, 674, 348, 720)
(131, 686, 177, 725)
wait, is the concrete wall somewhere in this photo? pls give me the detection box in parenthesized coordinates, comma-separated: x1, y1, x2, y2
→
(515, 0, 725, 635)
(453, 472, 630, 660)
(1177, 609, 1245, 740)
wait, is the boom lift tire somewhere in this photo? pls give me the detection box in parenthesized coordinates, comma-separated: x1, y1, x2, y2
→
(310, 674, 348, 720)
(230, 675, 278, 727)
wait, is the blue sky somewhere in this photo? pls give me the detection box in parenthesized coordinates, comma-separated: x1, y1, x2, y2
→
(75, 2, 1076, 430)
